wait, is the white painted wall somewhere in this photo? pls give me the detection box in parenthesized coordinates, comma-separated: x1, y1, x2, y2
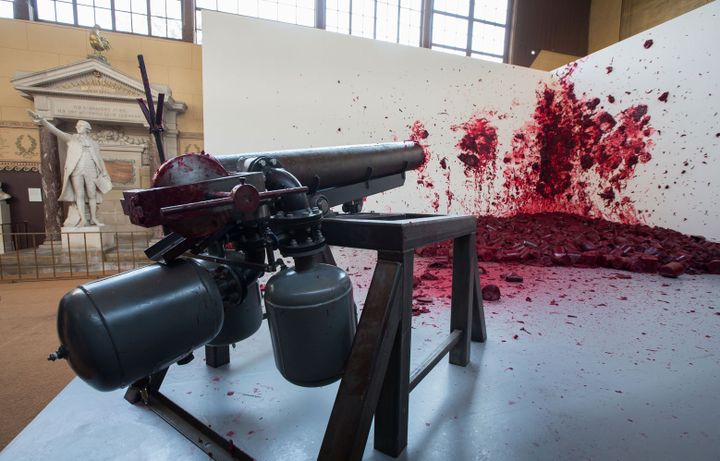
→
(202, 11, 548, 216)
(203, 3, 720, 239)
(555, 2, 720, 239)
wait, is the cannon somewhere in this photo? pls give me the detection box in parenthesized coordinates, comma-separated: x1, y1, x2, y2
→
(51, 142, 424, 391)
(47, 56, 486, 461)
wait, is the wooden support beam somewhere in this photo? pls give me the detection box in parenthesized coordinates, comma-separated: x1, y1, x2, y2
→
(318, 260, 403, 461)
(373, 250, 413, 456)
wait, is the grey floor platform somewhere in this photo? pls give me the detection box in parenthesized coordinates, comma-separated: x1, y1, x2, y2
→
(2, 247, 719, 461)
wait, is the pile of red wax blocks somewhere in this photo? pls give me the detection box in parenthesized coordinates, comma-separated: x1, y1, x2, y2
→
(418, 212, 720, 277)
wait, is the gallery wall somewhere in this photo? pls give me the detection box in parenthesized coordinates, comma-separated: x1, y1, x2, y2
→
(203, 3, 719, 240)
(558, 2, 719, 238)
(202, 11, 549, 218)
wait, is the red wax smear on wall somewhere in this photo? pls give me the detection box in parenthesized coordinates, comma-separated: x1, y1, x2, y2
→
(452, 117, 499, 179)
(496, 65, 654, 224)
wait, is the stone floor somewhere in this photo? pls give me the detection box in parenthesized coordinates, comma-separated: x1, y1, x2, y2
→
(1, 247, 718, 460)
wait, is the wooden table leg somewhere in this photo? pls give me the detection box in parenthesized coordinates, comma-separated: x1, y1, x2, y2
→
(374, 250, 413, 456)
(318, 259, 403, 461)
(450, 234, 474, 365)
(471, 244, 488, 343)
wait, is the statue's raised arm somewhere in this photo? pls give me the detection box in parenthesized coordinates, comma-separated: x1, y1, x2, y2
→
(27, 110, 73, 143)
(27, 110, 111, 227)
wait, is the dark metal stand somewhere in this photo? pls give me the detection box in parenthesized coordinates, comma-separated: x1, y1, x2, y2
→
(318, 213, 486, 460)
(206, 344, 230, 368)
(124, 213, 486, 461)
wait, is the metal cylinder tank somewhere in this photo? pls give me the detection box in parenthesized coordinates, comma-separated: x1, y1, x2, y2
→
(264, 261, 356, 387)
(208, 281, 263, 346)
(57, 259, 224, 391)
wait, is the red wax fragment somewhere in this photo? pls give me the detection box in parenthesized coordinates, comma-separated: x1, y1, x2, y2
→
(707, 260, 720, 274)
(482, 284, 501, 301)
(505, 273, 523, 283)
(643, 39, 654, 48)
(658, 261, 684, 278)
(658, 91, 669, 102)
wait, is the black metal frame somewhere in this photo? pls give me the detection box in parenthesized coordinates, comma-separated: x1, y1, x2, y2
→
(32, 0, 185, 40)
(19, 0, 514, 61)
(124, 212, 486, 460)
(430, 1, 509, 60)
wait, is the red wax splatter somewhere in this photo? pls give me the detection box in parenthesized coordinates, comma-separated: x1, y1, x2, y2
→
(643, 39, 654, 49)
(452, 117, 499, 178)
(497, 66, 654, 223)
(409, 120, 439, 211)
(658, 91, 669, 102)
(409, 120, 430, 172)
(606, 66, 613, 74)
(607, 95, 615, 103)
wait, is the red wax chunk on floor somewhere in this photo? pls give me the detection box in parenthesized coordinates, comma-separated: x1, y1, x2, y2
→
(707, 260, 720, 274)
(482, 284, 501, 301)
(418, 212, 720, 277)
(658, 262, 685, 278)
(505, 273, 523, 283)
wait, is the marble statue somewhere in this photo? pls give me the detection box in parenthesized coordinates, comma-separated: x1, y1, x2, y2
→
(28, 110, 112, 227)
(0, 182, 9, 201)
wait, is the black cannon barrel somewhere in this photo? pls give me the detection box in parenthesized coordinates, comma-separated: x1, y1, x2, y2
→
(215, 141, 424, 189)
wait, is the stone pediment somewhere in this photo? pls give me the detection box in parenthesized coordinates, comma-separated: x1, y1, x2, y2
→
(39, 71, 144, 98)
(11, 57, 185, 161)
(12, 58, 182, 109)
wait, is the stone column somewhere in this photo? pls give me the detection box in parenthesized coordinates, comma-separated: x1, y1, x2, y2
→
(39, 125, 63, 239)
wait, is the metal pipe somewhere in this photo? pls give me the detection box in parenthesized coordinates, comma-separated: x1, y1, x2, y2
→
(263, 168, 310, 212)
(215, 142, 424, 190)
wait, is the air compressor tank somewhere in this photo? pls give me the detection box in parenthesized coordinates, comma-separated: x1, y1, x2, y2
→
(208, 281, 263, 346)
(56, 259, 224, 391)
(264, 260, 356, 387)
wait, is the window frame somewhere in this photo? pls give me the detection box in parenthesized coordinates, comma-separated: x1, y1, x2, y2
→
(18, 0, 513, 62)
(429, 0, 512, 61)
(32, 0, 186, 41)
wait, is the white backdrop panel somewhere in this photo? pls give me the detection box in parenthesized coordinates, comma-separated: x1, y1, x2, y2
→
(556, 2, 720, 239)
(202, 11, 548, 216)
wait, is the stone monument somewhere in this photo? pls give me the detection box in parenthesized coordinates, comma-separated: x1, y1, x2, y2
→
(13, 58, 186, 235)
(28, 110, 115, 250)
(0, 182, 11, 253)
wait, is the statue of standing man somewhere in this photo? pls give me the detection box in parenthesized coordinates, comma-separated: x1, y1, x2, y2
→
(28, 111, 112, 227)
